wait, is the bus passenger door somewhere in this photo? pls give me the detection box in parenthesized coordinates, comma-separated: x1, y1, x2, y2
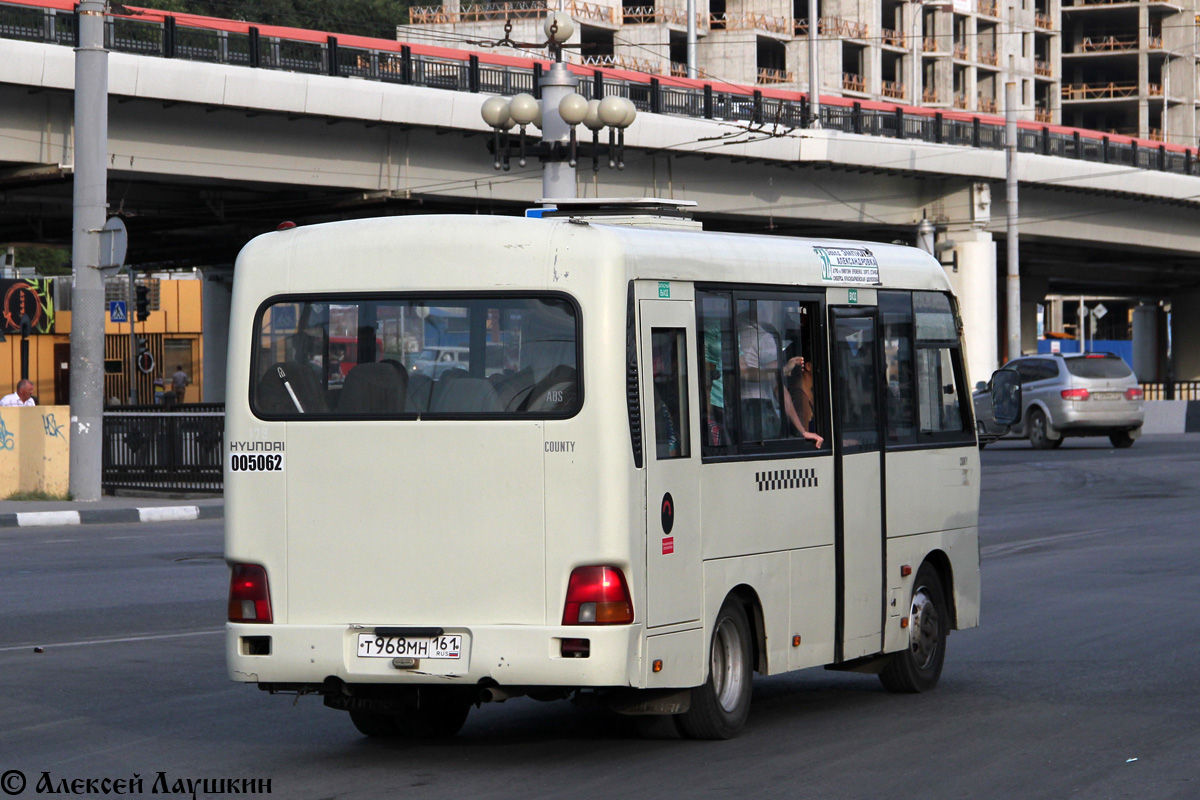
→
(830, 307, 885, 661)
(640, 300, 703, 629)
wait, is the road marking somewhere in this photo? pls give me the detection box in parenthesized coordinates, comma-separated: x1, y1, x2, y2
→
(0, 629, 223, 653)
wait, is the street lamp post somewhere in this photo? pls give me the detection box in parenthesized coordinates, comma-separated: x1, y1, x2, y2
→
(480, 12, 637, 202)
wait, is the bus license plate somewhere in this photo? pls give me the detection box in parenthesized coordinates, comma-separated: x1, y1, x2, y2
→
(357, 633, 462, 659)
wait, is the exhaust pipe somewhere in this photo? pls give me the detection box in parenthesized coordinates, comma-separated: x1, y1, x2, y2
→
(478, 685, 528, 704)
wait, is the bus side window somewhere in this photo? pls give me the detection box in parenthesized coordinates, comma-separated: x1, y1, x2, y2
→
(697, 292, 738, 454)
(651, 329, 690, 460)
(914, 292, 969, 437)
(697, 290, 825, 456)
(880, 291, 917, 445)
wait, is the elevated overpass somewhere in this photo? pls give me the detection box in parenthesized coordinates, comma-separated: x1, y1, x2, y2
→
(1, 0, 1199, 386)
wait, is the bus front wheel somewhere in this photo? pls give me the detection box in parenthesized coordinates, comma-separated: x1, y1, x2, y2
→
(879, 564, 947, 694)
(678, 598, 753, 740)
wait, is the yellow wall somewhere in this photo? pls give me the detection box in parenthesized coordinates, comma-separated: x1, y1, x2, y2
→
(3, 279, 204, 405)
(0, 406, 70, 496)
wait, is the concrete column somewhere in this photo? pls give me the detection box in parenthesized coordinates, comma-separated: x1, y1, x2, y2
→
(1169, 292, 1200, 381)
(1048, 297, 1063, 334)
(942, 229, 998, 387)
(201, 269, 233, 403)
(1131, 303, 1159, 382)
(1021, 276, 1046, 357)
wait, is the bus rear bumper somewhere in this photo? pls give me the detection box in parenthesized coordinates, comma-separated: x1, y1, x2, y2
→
(226, 622, 644, 689)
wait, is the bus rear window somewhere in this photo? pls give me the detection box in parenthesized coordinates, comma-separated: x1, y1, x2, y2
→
(252, 295, 580, 419)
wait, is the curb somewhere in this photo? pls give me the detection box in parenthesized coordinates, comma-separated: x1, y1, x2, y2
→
(0, 504, 223, 529)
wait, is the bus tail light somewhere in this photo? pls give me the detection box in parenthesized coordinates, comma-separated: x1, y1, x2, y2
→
(228, 564, 273, 623)
(1061, 388, 1089, 401)
(562, 566, 633, 625)
(1125, 387, 1144, 401)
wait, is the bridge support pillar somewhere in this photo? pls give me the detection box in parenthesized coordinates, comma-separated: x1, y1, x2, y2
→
(1132, 303, 1160, 382)
(201, 269, 233, 403)
(1021, 276, 1047, 359)
(941, 229, 998, 385)
(1170, 292, 1200, 381)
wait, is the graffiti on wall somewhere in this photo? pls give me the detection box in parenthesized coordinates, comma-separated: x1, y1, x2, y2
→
(1, 279, 56, 334)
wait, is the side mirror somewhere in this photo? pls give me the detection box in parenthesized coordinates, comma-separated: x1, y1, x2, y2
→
(990, 368, 1022, 427)
(975, 380, 988, 393)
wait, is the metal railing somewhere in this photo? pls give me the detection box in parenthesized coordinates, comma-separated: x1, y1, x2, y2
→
(1063, 82, 1139, 100)
(1079, 35, 1137, 52)
(102, 405, 224, 493)
(1141, 382, 1200, 401)
(758, 67, 795, 85)
(408, 2, 547, 24)
(3, 1, 1198, 178)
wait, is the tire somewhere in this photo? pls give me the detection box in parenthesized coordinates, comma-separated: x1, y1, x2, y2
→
(349, 710, 400, 738)
(879, 564, 948, 694)
(1049, 436, 1064, 449)
(678, 598, 754, 740)
(1109, 431, 1135, 448)
(1027, 408, 1055, 450)
(394, 689, 471, 738)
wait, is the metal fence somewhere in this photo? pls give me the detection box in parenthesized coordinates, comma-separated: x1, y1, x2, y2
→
(2, 0, 1198, 177)
(102, 405, 224, 493)
(1140, 382, 1200, 401)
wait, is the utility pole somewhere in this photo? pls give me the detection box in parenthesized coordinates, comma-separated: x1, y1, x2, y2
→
(69, 0, 108, 501)
(1005, 81, 1021, 362)
(808, 0, 820, 126)
(127, 266, 138, 404)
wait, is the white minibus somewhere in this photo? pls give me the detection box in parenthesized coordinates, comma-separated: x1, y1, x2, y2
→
(225, 202, 1018, 739)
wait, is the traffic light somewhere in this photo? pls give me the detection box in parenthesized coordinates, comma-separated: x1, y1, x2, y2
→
(135, 284, 150, 322)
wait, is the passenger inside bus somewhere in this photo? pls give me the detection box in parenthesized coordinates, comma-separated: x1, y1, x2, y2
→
(737, 310, 783, 442)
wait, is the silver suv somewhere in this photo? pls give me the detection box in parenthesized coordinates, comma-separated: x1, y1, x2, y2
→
(999, 353, 1144, 449)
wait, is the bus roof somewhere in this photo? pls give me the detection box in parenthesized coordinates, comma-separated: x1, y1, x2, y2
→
(236, 214, 953, 296)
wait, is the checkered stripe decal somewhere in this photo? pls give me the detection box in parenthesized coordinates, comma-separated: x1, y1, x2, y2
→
(755, 468, 818, 492)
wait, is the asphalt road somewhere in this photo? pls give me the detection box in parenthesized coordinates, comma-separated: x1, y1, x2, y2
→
(2, 434, 1198, 799)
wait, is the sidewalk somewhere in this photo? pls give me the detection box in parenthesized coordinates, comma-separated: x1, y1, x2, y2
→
(0, 494, 223, 528)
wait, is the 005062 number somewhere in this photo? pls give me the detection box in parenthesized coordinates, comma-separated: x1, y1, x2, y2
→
(229, 454, 283, 472)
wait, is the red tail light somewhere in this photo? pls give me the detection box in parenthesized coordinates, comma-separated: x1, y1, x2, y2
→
(1125, 388, 1144, 401)
(562, 566, 633, 625)
(1061, 388, 1089, 401)
(228, 564, 273, 623)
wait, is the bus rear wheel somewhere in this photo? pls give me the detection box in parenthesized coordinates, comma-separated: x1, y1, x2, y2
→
(880, 564, 947, 694)
(678, 598, 753, 740)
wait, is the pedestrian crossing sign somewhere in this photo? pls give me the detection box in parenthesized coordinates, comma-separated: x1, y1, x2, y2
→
(110, 300, 127, 322)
